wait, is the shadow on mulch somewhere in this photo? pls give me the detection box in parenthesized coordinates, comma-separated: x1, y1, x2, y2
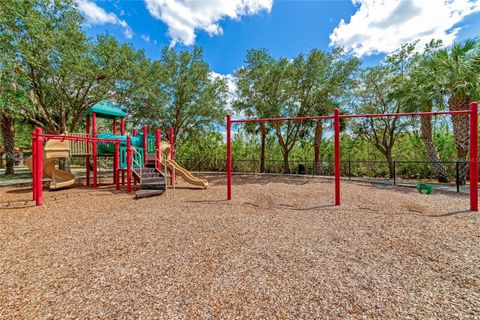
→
(426, 210, 472, 217)
(204, 174, 316, 187)
(5, 187, 32, 194)
(278, 204, 336, 211)
(185, 199, 230, 204)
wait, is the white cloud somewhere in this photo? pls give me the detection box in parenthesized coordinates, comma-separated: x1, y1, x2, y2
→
(144, 0, 273, 46)
(141, 34, 151, 42)
(77, 0, 134, 39)
(330, 0, 480, 57)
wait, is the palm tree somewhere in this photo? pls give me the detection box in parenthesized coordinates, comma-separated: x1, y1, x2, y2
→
(398, 42, 449, 182)
(433, 39, 480, 183)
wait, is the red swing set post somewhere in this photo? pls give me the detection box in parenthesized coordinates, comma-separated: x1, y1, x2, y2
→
(169, 127, 175, 186)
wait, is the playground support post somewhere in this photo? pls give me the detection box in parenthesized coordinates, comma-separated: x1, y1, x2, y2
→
(334, 108, 341, 206)
(132, 128, 137, 136)
(126, 135, 132, 193)
(143, 125, 148, 166)
(227, 114, 232, 200)
(113, 120, 117, 135)
(115, 142, 120, 191)
(31, 130, 36, 201)
(121, 117, 125, 136)
(35, 127, 43, 206)
(85, 116, 90, 186)
(155, 129, 161, 171)
(169, 127, 174, 185)
(469, 102, 478, 211)
(92, 112, 97, 188)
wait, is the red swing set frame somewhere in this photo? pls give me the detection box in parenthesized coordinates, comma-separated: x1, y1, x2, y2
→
(226, 102, 479, 212)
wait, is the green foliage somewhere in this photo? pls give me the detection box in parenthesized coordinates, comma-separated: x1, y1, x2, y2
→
(1, 0, 150, 133)
(131, 46, 228, 146)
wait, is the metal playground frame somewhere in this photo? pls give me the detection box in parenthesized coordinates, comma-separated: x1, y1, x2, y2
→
(225, 102, 479, 212)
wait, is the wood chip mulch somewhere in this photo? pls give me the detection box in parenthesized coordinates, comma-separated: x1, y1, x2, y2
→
(1, 175, 479, 319)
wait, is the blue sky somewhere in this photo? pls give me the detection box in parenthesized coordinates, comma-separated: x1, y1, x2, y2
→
(79, 0, 480, 75)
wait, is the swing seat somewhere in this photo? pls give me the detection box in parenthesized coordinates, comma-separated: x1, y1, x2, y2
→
(417, 183, 433, 195)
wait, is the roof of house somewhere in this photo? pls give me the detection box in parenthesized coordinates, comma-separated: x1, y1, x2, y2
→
(84, 100, 127, 119)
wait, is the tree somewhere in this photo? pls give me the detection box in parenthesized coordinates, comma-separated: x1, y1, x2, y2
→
(0, 0, 32, 175)
(397, 41, 449, 182)
(2, 0, 149, 135)
(131, 46, 228, 148)
(235, 49, 301, 173)
(352, 65, 410, 179)
(433, 39, 480, 183)
(234, 49, 278, 172)
(295, 48, 358, 174)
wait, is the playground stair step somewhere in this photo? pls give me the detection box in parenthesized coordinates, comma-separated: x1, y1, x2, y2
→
(142, 176, 164, 184)
(142, 183, 166, 190)
(134, 189, 165, 199)
(133, 164, 166, 198)
(141, 172, 158, 178)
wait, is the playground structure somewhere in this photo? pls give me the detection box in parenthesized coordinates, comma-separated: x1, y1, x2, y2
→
(29, 100, 208, 206)
(225, 102, 479, 212)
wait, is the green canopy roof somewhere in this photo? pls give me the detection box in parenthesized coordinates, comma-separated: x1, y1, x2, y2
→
(85, 100, 127, 119)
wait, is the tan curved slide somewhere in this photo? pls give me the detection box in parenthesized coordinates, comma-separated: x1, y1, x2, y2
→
(26, 138, 76, 190)
(160, 142, 208, 189)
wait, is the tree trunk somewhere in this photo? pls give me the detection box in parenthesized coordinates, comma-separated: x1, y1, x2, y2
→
(282, 151, 290, 174)
(314, 121, 323, 174)
(448, 95, 470, 184)
(260, 123, 266, 173)
(1, 115, 15, 175)
(382, 149, 395, 179)
(420, 116, 449, 182)
(59, 158, 70, 171)
(0, 150, 4, 168)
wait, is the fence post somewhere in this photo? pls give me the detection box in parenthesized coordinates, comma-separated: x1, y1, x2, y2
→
(393, 161, 396, 185)
(35, 127, 43, 206)
(334, 108, 341, 206)
(469, 101, 478, 211)
(348, 160, 351, 181)
(227, 114, 232, 200)
(456, 161, 460, 193)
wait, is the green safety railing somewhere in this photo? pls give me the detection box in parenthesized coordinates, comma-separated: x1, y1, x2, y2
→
(146, 134, 156, 154)
(119, 146, 144, 169)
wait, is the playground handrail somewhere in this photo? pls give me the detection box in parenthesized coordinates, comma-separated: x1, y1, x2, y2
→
(131, 148, 143, 185)
(157, 148, 175, 195)
(67, 132, 91, 155)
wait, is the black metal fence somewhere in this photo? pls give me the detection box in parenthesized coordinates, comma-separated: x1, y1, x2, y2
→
(177, 158, 473, 193)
